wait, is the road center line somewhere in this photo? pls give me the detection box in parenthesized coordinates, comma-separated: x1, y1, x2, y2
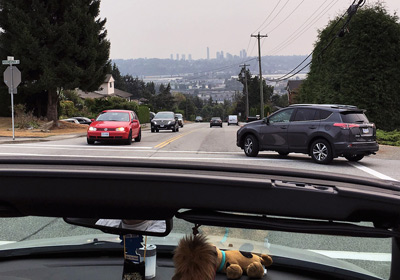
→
(349, 162, 398, 181)
(154, 130, 198, 149)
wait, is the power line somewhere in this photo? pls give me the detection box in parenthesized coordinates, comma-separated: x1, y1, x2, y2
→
(267, 1, 347, 81)
(268, 0, 337, 55)
(252, 0, 283, 34)
(268, 0, 363, 82)
(263, 0, 306, 34)
(256, 0, 290, 33)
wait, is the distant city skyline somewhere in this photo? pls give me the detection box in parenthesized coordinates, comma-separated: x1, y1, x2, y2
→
(99, 0, 400, 60)
(169, 48, 247, 60)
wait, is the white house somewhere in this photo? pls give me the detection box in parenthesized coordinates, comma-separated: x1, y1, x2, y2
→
(77, 74, 133, 101)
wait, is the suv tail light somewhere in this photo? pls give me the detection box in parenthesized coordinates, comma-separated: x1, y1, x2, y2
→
(333, 123, 360, 129)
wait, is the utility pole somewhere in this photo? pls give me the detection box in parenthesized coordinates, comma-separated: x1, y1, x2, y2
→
(239, 64, 250, 120)
(251, 32, 268, 118)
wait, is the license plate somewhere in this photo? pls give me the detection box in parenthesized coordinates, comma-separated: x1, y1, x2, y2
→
(101, 132, 109, 137)
(160, 125, 164, 127)
(362, 128, 369, 133)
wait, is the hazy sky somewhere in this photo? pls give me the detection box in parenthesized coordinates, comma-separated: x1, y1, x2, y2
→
(99, 0, 400, 60)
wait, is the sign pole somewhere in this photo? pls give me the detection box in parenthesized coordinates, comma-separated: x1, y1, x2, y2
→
(3, 56, 21, 141)
(10, 64, 15, 140)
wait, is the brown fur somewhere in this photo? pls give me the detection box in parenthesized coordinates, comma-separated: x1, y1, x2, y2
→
(172, 235, 218, 280)
(173, 235, 273, 280)
(216, 249, 273, 279)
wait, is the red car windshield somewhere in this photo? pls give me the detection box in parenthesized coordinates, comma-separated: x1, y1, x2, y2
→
(96, 112, 130, 122)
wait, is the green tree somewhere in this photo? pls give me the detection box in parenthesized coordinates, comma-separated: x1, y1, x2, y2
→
(271, 94, 289, 109)
(111, 63, 126, 91)
(298, 4, 400, 130)
(0, 0, 111, 122)
(238, 69, 273, 116)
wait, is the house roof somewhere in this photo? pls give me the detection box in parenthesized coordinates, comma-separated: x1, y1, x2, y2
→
(113, 88, 133, 99)
(104, 74, 114, 83)
(286, 80, 304, 92)
(76, 89, 106, 99)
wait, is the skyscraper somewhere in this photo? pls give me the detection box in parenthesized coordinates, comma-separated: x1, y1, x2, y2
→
(207, 47, 210, 60)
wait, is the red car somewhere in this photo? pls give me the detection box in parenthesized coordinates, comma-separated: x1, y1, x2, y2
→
(87, 110, 141, 145)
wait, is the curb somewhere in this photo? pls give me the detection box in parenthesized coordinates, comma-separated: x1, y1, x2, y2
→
(0, 133, 86, 144)
(0, 124, 151, 144)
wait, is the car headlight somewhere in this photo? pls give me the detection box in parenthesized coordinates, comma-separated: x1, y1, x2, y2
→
(168, 121, 172, 125)
(116, 127, 125, 131)
(89, 127, 97, 131)
(152, 121, 157, 125)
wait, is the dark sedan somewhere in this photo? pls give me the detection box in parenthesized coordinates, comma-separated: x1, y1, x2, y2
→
(210, 117, 223, 127)
(151, 111, 179, 132)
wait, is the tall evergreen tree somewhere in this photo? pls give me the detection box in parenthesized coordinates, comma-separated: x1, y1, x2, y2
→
(237, 69, 273, 115)
(111, 63, 126, 91)
(299, 4, 400, 131)
(0, 0, 111, 121)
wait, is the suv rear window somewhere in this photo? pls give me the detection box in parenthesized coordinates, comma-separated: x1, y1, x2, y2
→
(340, 111, 369, 123)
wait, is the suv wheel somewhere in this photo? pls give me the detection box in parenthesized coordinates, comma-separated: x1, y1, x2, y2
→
(87, 138, 94, 145)
(244, 135, 259, 157)
(310, 139, 333, 164)
(345, 154, 364, 162)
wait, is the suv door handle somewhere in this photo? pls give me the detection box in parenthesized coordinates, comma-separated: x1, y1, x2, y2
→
(309, 126, 317, 129)
(280, 126, 287, 129)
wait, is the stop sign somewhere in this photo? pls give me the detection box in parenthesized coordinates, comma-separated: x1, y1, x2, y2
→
(3, 66, 21, 94)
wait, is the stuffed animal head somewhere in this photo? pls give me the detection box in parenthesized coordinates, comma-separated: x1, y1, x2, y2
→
(172, 234, 272, 280)
(172, 234, 218, 280)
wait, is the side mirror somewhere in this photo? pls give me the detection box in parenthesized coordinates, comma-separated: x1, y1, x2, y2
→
(263, 118, 270, 125)
(91, 119, 95, 122)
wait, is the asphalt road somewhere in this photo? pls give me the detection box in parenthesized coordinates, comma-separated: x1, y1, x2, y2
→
(0, 122, 398, 181)
(0, 122, 398, 279)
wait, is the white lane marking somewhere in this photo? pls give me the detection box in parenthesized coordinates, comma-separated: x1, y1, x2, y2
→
(0, 144, 154, 151)
(349, 162, 398, 181)
(0, 145, 245, 155)
(309, 250, 391, 262)
(0, 241, 16, 245)
(0, 153, 289, 161)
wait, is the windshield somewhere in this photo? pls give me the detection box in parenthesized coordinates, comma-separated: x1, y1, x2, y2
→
(154, 112, 174, 119)
(96, 112, 130, 122)
(0, 1, 399, 280)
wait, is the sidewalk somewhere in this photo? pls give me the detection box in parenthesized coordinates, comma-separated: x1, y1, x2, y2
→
(0, 132, 87, 144)
(0, 123, 151, 144)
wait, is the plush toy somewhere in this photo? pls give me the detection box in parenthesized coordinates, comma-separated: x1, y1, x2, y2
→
(172, 234, 273, 280)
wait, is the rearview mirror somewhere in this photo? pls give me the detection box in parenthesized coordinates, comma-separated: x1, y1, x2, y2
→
(63, 218, 172, 237)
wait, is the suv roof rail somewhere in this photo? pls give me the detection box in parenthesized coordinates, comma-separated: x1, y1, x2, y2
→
(289, 104, 358, 109)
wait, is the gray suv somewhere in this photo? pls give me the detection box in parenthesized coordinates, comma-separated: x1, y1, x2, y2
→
(236, 104, 379, 164)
